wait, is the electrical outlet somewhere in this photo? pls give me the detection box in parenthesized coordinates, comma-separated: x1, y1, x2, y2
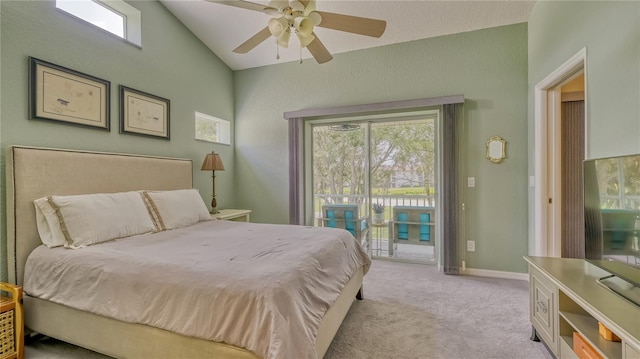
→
(467, 240, 476, 252)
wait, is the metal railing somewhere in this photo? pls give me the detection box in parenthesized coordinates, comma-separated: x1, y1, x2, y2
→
(599, 195, 640, 210)
(315, 193, 438, 262)
(314, 193, 436, 221)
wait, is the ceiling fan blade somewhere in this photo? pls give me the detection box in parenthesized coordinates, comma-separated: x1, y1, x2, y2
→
(316, 11, 386, 38)
(306, 34, 333, 64)
(233, 27, 272, 54)
(204, 0, 267, 13)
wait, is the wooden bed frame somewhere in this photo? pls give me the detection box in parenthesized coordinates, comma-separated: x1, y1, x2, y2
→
(6, 145, 364, 359)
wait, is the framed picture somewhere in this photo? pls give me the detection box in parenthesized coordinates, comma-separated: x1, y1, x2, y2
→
(29, 57, 110, 130)
(120, 85, 170, 140)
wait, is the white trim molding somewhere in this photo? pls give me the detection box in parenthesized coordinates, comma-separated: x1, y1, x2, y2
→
(462, 268, 528, 281)
(533, 47, 587, 257)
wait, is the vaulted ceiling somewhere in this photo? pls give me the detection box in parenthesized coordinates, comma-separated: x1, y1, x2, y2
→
(159, 0, 536, 70)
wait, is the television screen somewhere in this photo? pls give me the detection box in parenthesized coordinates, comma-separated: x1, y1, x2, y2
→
(584, 154, 640, 290)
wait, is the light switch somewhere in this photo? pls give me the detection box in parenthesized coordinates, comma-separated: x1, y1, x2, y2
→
(467, 177, 476, 187)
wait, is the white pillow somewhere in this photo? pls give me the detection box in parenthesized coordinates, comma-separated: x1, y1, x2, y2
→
(142, 189, 211, 230)
(33, 197, 67, 248)
(48, 191, 158, 248)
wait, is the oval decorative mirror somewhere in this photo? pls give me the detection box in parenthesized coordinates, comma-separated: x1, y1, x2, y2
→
(486, 136, 507, 163)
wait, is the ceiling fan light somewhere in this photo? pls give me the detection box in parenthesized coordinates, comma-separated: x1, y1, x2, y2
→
(289, 0, 305, 12)
(277, 31, 291, 48)
(294, 16, 314, 37)
(308, 11, 322, 26)
(263, 7, 281, 17)
(297, 33, 315, 48)
(303, 0, 316, 15)
(268, 17, 288, 36)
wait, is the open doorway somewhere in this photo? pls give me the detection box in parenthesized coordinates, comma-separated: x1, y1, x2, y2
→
(534, 48, 587, 257)
(559, 75, 586, 258)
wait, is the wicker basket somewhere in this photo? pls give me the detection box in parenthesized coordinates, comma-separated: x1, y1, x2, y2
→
(0, 283, 23, 359)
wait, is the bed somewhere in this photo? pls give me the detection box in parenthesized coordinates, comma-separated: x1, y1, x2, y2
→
(6, 145, 369, 359)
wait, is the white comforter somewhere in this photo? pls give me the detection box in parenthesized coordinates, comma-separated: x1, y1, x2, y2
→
(24, 220, 371, 359)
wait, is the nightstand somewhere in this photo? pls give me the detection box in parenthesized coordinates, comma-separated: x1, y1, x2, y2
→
(0, 283, 24, 359)
(213, 209, 252, 222)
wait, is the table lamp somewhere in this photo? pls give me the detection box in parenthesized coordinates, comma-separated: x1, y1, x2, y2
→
(201, 151, 225, 214)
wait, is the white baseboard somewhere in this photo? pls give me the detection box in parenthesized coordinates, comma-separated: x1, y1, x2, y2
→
(461, 267, 528, 281)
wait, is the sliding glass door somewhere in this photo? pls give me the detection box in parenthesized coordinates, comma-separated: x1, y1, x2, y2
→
(310, 114, 439, 264)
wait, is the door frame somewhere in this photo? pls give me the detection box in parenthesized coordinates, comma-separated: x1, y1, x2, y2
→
(304, 114, 441, 265)
(533, 48, 588, 257)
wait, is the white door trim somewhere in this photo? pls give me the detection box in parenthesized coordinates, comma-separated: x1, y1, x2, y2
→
(534, 48, 588, 257)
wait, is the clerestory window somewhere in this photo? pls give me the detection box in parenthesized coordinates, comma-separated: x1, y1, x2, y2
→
(56, 0, 141, 47)
(195, 112, 231, 145)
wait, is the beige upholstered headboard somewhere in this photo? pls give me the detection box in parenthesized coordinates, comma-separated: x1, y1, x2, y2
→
(6, 146, 193, 285)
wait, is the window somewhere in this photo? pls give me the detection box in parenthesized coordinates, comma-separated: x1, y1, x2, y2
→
(195, 112, 231, 145)
(286, 97, 464, 273)
(56, 0, 141, 46)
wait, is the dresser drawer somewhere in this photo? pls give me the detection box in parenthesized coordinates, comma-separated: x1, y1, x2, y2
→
(573, 332, 603, 359)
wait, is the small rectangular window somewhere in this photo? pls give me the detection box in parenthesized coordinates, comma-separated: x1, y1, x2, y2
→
(57, 0, 124, 37)
(195, 112, 231, 145)
(56, 0, 141, 47)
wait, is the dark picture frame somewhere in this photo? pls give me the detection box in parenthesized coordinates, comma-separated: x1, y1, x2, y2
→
(29, 57, 110, 130)
(119, 85, 170, 140)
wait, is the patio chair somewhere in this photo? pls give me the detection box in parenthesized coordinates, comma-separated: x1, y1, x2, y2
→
(319, 204, 369, 247)
(600, 209, 640, 251)
(389, 206, 435, 255)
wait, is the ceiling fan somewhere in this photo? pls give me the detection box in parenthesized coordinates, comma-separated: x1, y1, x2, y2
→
(206, 0, 387, 64)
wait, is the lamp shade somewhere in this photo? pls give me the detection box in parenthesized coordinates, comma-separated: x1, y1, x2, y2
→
(201, 152, 225, 171)
(268, 17, 288, 37)
(277, 30, 291, 48)
(294, 16, 314, 38)
(297, 33, 315, 48)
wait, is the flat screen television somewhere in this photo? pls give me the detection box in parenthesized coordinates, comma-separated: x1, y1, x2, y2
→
(584, 153, 640, 307)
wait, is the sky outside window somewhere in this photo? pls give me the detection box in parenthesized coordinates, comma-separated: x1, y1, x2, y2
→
(57, 0, 125, 38)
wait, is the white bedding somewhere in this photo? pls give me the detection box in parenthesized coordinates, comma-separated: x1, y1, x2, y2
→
(24, 220, 371, 359)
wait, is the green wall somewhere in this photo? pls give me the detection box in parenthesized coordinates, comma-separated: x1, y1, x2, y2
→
(0, 0, 235, 282)
(528, 0, 640, 158)
(234, 24, 530, 273)
(527, 1, 640, 253)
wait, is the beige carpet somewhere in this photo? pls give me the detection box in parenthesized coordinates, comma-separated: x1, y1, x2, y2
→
(325, 261, 552, 359)
(25, 260, 552, 359)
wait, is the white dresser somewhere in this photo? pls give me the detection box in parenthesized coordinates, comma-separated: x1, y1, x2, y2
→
(525, 256, 640, 359)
